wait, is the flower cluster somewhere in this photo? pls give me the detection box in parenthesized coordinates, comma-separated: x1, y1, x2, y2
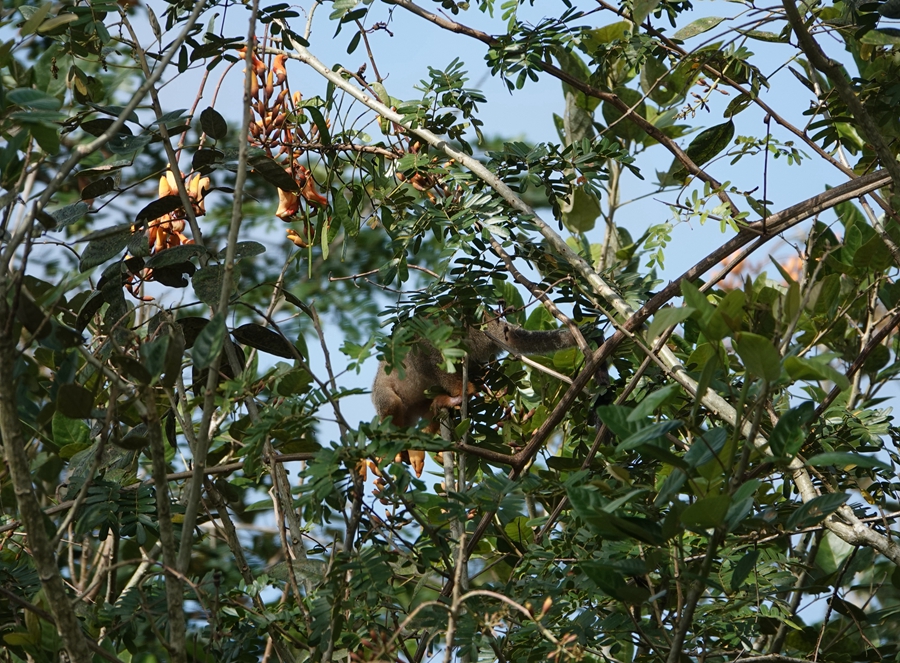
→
(148, 170, 208, 252)
(126, 171, 208, 300)
(240, 47, 328, 248)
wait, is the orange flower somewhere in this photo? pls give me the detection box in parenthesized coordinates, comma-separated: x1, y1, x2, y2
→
(296, 165, 328, 207)
(237, 46, 266, 75)
(273, 54, 288, 85)
(188, 173, 210, 215)
(276, 189, 299, 220)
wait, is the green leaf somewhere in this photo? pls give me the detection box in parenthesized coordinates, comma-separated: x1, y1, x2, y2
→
(602, 87, 647, 142)
(232, 324, 296, 359)
(681, 280, 715, 326)
(134, 195, 184, 224)
(730, 550, 759, 591)
(725, 496, 754, 532)
(561, 185, 600, 233)
(806, 452, 892, 472)
(249, 153, 298, 191)
(111, 354, 152, 385)
(145, 244, 203, 269)
(52, 410, 90, 448)
(648, 306, 695, 341)
(673, 16, 726, 40)
(733, 479, 761, 503)
(546, 456, 583, 471)
(628, 384, 678, 421)
(616, 420, 683, 453)
(684, 428, 728, 469)
(816, 531, 854, 575)
(655, 470, 688, 506)
(786, 492, 848, 530)
(853, 234, 893, 272)
(784, 356, 850, 391)
(192, 265, 237, 306)
(705, 289, 744, 341)
(583, 22, 632, 47)
(594, 404, 642, 439)
(56, 384, 94, 418)
(633, 0, 661, 25)
(860, 27, 900, 45)
(193, 313, 226, 370)
(810, 273, 840, 316)
(504, 516, 534, 547)
(681, 494, 732, 530)
(107, 134, 153, 156)
(668, 120, 735, 184)
(3, 632, 38, 646)
(769, 402, 815, 457)
(79, 227, 131, 271)
(304, 105, 332, 145)
(200, 107, 228, 140)
(193, 147, 224, 171)
(141, 335, 170, 383)
(80, 177, 116, 200)
(567, 486, 663, 544)
(580, 561, 651, 603)
(552, 43, 599, 113)
(30, 122, 60, 154)
(218, 241, 266, 261)
(51, 201, 89, 228)
(19, 2, 53, 37)
(734, 332, 782, 382)
(736, 29, 788, 43)
(177, 316, 210, 349)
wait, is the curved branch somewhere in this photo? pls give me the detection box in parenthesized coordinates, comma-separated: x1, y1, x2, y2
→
(781, 0, 900, 191)
(290, 38, 900, 576)
(383, 0, 739, 213)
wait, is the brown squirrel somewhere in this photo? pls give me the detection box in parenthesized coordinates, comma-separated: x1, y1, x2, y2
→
(372, 317, 584, 475)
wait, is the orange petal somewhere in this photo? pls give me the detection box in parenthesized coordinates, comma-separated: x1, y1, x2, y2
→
(273, 54, 288, 85)
(408, 450, 425, 477)
(276, 189, 299, 220)
(264, 70, 274, 99)
(159, 172, 176, 198)
(301, 174, 328, 207)
(188, 174, 210, 215)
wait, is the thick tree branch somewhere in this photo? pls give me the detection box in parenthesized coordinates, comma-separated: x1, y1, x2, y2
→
(144, 389, 187, 662)
(176, 0, 260, 575)
(781, 0, 900, 190)
(0, 296, 93, 661)
(383, 0, 740, 213)
(295, 34, 900, 571)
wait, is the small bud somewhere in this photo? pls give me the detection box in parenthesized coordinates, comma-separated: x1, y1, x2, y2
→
(540, 597, 552, 616)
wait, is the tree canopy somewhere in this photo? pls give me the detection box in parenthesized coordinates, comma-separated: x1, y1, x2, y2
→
(3, 0, 900, 661)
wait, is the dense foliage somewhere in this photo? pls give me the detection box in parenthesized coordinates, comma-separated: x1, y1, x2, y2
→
(4, 0, 900, 661)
